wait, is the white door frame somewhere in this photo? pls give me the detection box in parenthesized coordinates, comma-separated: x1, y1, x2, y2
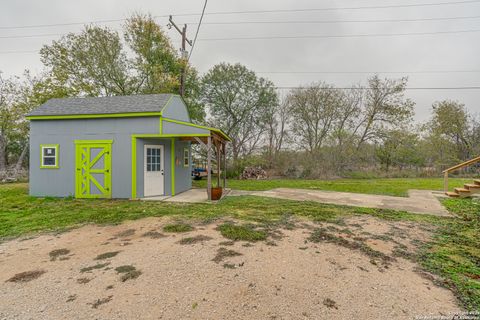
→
(143, 144, 165, 197)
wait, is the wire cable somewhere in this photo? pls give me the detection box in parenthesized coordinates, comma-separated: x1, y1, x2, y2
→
(188, 0, 208, 61)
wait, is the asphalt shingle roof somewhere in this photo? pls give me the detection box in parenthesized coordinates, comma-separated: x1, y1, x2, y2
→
(27, 94, 173, 116)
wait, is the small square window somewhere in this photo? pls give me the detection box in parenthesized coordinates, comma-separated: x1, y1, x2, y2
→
(40, 144, 59, 169)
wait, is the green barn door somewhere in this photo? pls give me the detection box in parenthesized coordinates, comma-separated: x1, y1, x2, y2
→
(75, 140, 112, 198)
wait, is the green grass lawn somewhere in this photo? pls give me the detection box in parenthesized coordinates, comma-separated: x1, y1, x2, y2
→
(0, 182, 478, 310)
(193, 177, 471, 197)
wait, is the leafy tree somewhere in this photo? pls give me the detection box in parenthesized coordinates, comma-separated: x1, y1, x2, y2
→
(428, 100, 474, 161)
(354, 75, 414, 149)
(200, 63, 278, 163)
(39, 14, 204, 121)
(376, 129, 424, 171)
(287, 83, 343, 153)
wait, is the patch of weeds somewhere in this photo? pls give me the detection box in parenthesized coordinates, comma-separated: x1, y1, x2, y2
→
(392, 247, 417, 261)
(350, 223, 363, 228)
(370, 234, 394, 242)
(357, 266, 369, 272)
(299, 246, 308, 250)
(339, 228, 354, 235)
(6, 270, 46, 283)
(308, 228, 394, 266)
(178, 235, 213, 245)
(66, 294, 77, 302)
(192, 302, 198, 309)
(223, 263, 236, 269)
(219, 240, 235, 246)
(89, 296, 113, 309)
(114, 229, 135, 238)
(120, 270, 142, 282)
(77, 277, 91, 284)
(265, 240, 277, 246)
(142, 231, 165, 239)
(242, 243, 253, 247)
(49, 248, 70, 261)
(115, 265, 136, 273)
(94, 251, 120, 260)
(217, 223, 267, 242)
(163, 223, 193, 233)
(106, 285, 114, 290)
(212, 247, 242, 263)
(80, 262, 110, 273)
(323, 298, 338, 309)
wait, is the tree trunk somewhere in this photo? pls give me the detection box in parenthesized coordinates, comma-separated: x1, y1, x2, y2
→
(14, 143, 28, 172)
(0, 136, 7, 172)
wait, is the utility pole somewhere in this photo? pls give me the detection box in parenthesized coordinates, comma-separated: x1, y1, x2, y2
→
(168, 15, 192, 97)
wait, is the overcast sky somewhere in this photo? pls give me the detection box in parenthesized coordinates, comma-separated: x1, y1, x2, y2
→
(1, 0, 479, 121)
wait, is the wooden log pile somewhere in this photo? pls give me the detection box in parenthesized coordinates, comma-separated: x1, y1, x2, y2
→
(240, 167, 267, 180)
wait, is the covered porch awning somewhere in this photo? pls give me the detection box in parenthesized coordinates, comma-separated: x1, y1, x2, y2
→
(130, 117, 230, 200)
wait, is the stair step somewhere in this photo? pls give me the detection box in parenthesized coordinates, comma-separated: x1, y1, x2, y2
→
(474, 179, 480, 185)
(465, 184, 480, 189)
(445, 192, 460, 197)
(455, 188, 471, 193)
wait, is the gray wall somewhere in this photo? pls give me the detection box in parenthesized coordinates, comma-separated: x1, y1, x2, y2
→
(162, 121, 209, 135)
(162, 96, 190, 122)
(30, 116, 193, 198)
(30, 117, 159, 198)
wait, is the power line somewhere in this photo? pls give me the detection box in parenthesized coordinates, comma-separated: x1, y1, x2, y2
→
(275, 86, 480, 90)
(188, 0, 208, 61)
(172, 0, 480, 17)
(3, 27, 480, 42)
(184, 15, 480, 25)
(1, 0, 479, 30)
(198, 29, 480, 41)
(257, 70, 480, 74)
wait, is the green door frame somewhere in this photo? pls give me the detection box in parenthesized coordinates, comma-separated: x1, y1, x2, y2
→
(75, 140, 113, 199)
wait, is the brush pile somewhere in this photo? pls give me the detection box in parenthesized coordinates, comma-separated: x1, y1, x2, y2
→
(240, 167, 267, 180)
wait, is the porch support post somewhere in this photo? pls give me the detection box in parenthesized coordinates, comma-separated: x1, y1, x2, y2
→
(223, 142, 227, 189)
(216, 140, 221, 188)
(207, 135, 212, 200)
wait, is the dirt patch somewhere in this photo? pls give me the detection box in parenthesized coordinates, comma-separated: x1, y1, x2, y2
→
(0, 216, 460, 319)
(142, 230, 165, 239)
(94, 251, 120, 260)
(89, 296, 113, 309)
(49, 248, 70, 261)
(80, 263, 110, 273)
(177, 235, 213, 245)
(323, 298, 339, 309)
(77, 277, 91, 284)
(6, 270, 46, 283)
(212, 247, 242, 263)
(114, 229, 136, 238)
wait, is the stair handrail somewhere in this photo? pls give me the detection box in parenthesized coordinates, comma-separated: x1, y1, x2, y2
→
(442, 155, 480, 193)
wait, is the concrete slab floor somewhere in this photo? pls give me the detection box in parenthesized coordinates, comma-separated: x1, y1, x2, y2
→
(230, 188, 451, 217)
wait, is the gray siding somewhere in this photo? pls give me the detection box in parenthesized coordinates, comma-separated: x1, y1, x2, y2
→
(29, 117, 159, 198)
(174, 140, 192, 194)
(162, 121, 209, 135)
(162, 96, 190, 122)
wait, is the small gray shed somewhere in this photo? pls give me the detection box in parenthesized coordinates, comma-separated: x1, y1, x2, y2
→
(26, 94, 230, 199)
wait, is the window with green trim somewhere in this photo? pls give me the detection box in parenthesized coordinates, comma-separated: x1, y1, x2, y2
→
(183, 148, 190, 167)
(40, 144, 59, 168)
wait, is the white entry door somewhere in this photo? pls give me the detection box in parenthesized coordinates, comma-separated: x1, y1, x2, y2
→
(144, 145, 164, 197)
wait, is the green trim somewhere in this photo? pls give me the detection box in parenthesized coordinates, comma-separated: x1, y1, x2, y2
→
(133, 133, 210, 138)
(183, 147, 190, 167)
(74, 140, 112, 199)
(159, 94, 175, 115)
(131, 136, 137, 199)
(40, 144, 59, 169)
(162, 117, 231, 141)
(74, 139, 113, 144)
(27, 112, 162, 120)
(171, 138, 175, 196)
(159, 117, 163, 134)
